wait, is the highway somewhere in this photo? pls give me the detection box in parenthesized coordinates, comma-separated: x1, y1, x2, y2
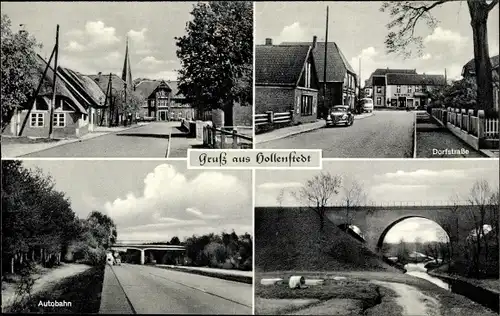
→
(101, 264, 252, 314)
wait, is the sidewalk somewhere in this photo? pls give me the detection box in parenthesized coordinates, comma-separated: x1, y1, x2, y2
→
(256, 112, 374, 144)
(1, 124, 146, 158)
(156, 265, 253, 284)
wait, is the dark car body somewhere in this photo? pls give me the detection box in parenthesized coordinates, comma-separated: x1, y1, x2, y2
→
(326, 105, 354, 127)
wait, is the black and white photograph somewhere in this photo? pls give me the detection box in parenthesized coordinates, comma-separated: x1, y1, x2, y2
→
(254, 1, 499, 158)
(1, 1, 253, 158)
(1, 160, 253, 314)
(254, 159, 499, 315)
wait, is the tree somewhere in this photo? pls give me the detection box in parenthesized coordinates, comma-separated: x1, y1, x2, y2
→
(340, 178, 368, 230)
(292, 172, 342, 231)
(380, 1, 499, 110)
(428, 77, 477, 109)
(175, 1, 253, 126)
(1, 14, 41, 130)
(169, 236, 181, 245)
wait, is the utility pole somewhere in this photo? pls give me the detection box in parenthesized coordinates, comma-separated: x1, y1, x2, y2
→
(322, 5, 329, 118)
(48, 25, 59, 139)
(358, 57, 362, 101)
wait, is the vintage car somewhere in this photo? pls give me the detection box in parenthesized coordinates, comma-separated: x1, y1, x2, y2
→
(326, 105, 354, 127)
(359, 98, 374, 113)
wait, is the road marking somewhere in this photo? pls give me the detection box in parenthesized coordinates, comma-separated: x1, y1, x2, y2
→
(148, 272, 252, 308)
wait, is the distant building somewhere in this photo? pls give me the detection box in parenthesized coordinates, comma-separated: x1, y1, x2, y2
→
(365, 68, 445, 108)
(283, 37, 358, 116)
(385, 73, 446, 108)
(461, 55, 499, 110)
(134, 79, 193, 121)
(255, 38, 320, 125)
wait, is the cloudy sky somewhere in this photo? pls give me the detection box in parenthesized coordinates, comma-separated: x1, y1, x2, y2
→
(1, 2, 199, 80)
(255, 159, 499, 242)
(21, 160, 252, 241)
(256, 1, 500, 83)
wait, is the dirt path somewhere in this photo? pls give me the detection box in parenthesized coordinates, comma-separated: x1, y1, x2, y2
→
(2, 263, 91, 311)
(372, 280, 441, 316)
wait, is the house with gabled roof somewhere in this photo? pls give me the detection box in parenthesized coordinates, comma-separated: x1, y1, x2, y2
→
(282, 36, 358, 117)
(255, 38, 320, 125)
(133, 79, 193, 121)
(3, 54, 105, 138)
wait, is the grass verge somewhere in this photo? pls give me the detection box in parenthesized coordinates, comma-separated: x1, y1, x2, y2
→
(156, 265, 252, 284)
(5, 265, 105, 314)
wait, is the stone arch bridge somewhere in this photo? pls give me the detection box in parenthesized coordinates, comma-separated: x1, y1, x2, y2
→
(324, 204, 497, 252)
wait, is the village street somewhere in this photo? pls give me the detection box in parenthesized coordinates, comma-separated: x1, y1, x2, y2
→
(258, 111, 415, 158)
(18, 122, 195, 158)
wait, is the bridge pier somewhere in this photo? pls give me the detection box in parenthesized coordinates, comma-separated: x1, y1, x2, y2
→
(140, 249, 145, 265)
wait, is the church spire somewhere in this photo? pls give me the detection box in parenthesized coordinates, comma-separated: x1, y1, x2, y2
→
(122, 37, 133, 90)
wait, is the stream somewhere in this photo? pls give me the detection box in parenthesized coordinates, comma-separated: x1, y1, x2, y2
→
(404, 262, 499, 313)
(404, 262, 450, 290)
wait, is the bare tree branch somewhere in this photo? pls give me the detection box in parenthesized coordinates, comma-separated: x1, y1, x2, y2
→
(487, 0, 499, 11)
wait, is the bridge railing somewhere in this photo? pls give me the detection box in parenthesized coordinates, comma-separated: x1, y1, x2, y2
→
(326, 200, 470, 207)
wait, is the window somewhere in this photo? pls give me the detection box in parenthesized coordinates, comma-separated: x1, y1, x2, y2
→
(422, 85, 427, 92)
(396, 85, 401, 93)
(300, 95, 313, 116)
(53, 113, 65, 127)
(55, 99, 73, 111)
(408, 86, 412, 93)
(304, 61, 311, 88)
(30, 113, 44, 127)
(415, 86, 420, 92)
(376, 97, 382, 105)
(376, 86, 382, 93)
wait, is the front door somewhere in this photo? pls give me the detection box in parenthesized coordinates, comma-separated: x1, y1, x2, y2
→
(398, 97, 406, 108)
(159, 110, 167, 121)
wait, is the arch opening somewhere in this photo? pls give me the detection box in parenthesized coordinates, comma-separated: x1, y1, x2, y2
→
(377, 216, 450, 269)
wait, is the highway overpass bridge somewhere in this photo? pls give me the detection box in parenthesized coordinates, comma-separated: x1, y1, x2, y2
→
(111, 241, 186, 265)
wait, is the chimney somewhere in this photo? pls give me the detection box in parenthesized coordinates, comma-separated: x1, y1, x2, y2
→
(265, 38, 273, 46)
(312, 36, 317, 50)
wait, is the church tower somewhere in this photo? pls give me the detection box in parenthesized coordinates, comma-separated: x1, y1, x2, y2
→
(122, 37, 133, 90)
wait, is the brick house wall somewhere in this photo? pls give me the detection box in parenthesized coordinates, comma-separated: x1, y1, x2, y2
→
(255, 86, 295, 114)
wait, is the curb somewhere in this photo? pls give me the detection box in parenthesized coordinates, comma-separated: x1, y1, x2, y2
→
(479, 149, 499, 158)
(413, 113, 417, 158)
(156, 266, 253, 284)
(256, 113, 375, 145)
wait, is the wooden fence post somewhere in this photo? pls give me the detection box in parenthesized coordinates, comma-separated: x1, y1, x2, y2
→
(211, 125, 216, 148)
(478, 110, 485, 144)
(220, 129, 225, 149)
(267, 111, 274, 124)
(232, 130, 238, 149)
(290, 110, 294, 123)
(468, 109, 474, 134)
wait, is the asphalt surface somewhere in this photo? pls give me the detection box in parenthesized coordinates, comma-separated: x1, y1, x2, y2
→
(22, 122, 190, 158)
(258, 111, 415, 158)
(105, 264, 252, 314)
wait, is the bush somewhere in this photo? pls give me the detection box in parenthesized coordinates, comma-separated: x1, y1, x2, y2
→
(82, 247, 106, 266)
